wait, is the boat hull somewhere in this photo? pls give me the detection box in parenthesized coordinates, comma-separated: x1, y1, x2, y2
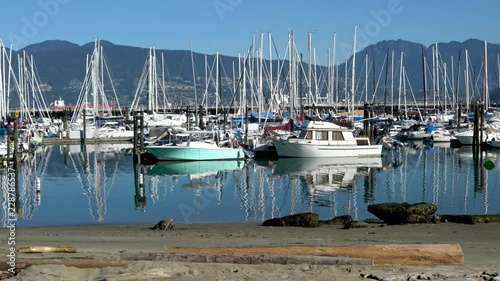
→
(272, 140, 383, 158)
(146, 146, 245, 161)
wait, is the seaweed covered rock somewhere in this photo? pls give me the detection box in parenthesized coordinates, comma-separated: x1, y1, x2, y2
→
(150, 218, 175, 230)
(320, 215, 353, 225)
(342, 221, 369, 229)
(440, 214, 500, 224)
(367, 202, 437, 224)
(262, 212, 320, 228)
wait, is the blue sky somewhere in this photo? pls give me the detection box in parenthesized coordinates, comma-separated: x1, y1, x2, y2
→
(0, 0, 498, 61)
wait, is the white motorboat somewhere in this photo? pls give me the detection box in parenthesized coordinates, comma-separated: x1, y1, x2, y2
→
(272, 120, 382, 158)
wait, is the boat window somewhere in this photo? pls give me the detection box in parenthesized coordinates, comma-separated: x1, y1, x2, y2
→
(315, 131, 328, 140)
(331, 131, 344, 141)
(299, 130, 312, 139)
(306, 131, 312, 139)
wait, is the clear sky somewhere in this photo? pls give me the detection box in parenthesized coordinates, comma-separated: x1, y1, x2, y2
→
(1, 0, 498, 62)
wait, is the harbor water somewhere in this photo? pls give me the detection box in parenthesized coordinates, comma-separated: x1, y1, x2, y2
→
(1, 141, 499, 227)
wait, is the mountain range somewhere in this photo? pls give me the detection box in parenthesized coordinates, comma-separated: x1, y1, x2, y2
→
(6, 38, 500, 108)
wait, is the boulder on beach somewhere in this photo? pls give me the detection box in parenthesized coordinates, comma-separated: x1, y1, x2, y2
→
(262, 212, 320, 228)
(367, 202, 437, 224)
(320, 215, 353, 225)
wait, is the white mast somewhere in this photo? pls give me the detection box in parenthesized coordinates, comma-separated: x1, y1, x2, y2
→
(351, 26, 357, 115)
(391, 50, 394, 116)
(190, 41, 198, 125)
(365, 53, 368, 103)
(0, 43, 3, 118)
(484, 41, 489, 109)
(268, 32, 273, 113)
(215, 52, 219, 117)
(332, 33, 336, 106)
(465, 49, 470, 111)
(92, 39, 100, 115)
(259, 32, 264, 118)
(497, 54, 500, 97)
(398, 52, 404, 115)
(308, 31, 312, 110)
(403, 66, 407, 119)
(204, 55, 209, 116)
(243, 52, 247, 117)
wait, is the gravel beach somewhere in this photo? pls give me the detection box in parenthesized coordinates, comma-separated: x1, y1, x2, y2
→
(1, 222, 499, 280)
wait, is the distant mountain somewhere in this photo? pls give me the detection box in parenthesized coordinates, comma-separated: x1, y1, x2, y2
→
(21, 40, 80, 53)
(9, 38, 500, 108)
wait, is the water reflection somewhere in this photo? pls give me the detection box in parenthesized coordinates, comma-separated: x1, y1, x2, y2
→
(1, 142, 499, 227)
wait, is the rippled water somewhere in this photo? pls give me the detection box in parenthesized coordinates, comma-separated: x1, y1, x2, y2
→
(1, 141, 499, 227)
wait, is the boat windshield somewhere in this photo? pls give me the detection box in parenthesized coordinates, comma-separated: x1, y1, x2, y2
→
(298, 130, 312, 139)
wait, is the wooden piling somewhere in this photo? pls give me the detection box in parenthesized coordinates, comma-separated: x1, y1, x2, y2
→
(82, 109, 87, 144)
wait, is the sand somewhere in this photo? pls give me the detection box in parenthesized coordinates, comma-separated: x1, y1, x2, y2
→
(1, 222, 500, 280)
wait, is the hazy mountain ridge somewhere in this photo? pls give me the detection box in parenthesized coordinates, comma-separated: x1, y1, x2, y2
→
(8, 38, 500, 106)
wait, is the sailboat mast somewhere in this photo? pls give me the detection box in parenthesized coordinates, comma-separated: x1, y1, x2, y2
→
(398, 52, 404, 115)
(465, 49, 470, 111)
(384, 49, 389, 114)
(190, 41, 198, 126)
(332, 33, 336, 106)
(391, 50, 394, 116)
(351, 26, 357, 115)
(484, 41, 488, 110)
(92, 39, 100, 116)
(421, 46, 427, 120)
(268, 32, 273, 113)
(308, 31, 312, 113)
(365, 54, 368, 103)
(148, 48, 153, 112)
(215, 52, 219, 117)
(259, 32, 264, 120)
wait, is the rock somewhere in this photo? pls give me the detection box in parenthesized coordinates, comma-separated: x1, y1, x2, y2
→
(262, 213, 320, 228)
(150, 218, 175, 230)
(364, 218, 383, 224)
(440, 214, 500, 224)
(342, 221, 369, 229)
(367, 202, 437, 224)
(320, 215, 353, 225)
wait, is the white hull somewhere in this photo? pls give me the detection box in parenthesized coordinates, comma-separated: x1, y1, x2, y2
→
(454, 130, 490, 145)
(272, 140, 382, 158)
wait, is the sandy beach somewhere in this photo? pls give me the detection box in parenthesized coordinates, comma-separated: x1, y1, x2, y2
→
(1, 222, 500, 280)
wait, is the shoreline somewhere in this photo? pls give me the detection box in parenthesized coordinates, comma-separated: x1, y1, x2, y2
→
(1, 222, 500, 280)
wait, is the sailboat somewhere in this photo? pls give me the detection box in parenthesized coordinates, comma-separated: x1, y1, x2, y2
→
(68, 39, 133, 141)
(130, 48, 186, 129)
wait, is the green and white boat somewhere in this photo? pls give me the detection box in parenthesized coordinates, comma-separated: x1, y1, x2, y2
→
(146, 140, 246, 161)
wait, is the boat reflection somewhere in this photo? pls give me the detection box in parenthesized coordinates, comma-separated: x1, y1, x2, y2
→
(261, 157, 382, 195)
(140, 160, 246, 210)
(146, 160, 245, 176)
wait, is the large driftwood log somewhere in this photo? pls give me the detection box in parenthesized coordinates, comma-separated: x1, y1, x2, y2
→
(121, 252, 373, 265)
(164, 244, 464, 265)
(17, 246, 77, 253)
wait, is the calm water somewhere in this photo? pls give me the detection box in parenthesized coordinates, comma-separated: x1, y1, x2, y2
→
(1, 141, 499, 227)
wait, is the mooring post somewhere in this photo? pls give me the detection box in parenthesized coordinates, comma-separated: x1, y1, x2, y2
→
(6, 122, 11, 166)
(140, 111, 145, 154)
(133, 112, 138, 158)
(82, 108, 87, 144)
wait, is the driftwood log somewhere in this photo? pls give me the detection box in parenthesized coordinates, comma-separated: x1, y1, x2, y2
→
(17, 246, 77, 253)
(164, 244, 464, 265)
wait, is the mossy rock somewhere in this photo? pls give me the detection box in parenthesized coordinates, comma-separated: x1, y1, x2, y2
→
(342, 221, 369, 229)
(364, 218, 383, 224)
(367, 202, 437, 224)
(439, 214, 500, 224)
(150, 218, 175, 230)
(263, 212, 320, 228)
(320, 215, 353, 225)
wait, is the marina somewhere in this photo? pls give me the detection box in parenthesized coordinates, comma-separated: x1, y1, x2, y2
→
(1, 141, 498, 227)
